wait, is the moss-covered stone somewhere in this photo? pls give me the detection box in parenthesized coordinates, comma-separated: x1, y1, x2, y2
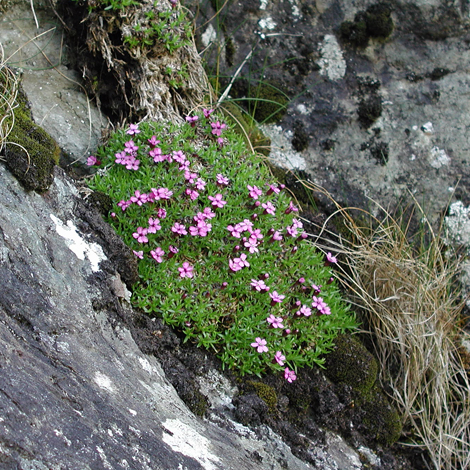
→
(247, 380, 278, 414)
(357, 95, 382, 128)
(324, 334, 378, 394)
(359, 385, 402, 445)
(3, 82, 60, 193)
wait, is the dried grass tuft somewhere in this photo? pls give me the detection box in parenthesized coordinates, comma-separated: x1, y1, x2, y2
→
(302, 181, 470, 470)
(0, 42, 19, 156)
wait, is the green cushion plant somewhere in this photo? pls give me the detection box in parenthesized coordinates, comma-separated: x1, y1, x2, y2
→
(88, 110, 357, 379)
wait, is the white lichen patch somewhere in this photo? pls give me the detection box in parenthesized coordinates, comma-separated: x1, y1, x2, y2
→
(288, 0, 301, 17)
(139, 357, 154, 374)
(260, 0, 268, 10)
(318, 35, 346, 81)
(197, 368, 238, 409)
(429, 146, 450, 169)
(201, 24, 217, 48)
(50, 214, 106, 272)
(445, 201, 470, 248)
(162, 419, 221, 470)
(94, 372, 115, 393)
(258, 17, 277, 30)
(421, 122, 434, 135)
(260, 124, 307, 170)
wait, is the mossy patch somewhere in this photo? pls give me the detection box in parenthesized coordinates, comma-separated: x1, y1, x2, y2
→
(357, 94, 382, 128)
(246, 380, 278, 414)
(324, 334, 378, 394)
(2, 83, 59, 193)
(324, 334, 402, 445)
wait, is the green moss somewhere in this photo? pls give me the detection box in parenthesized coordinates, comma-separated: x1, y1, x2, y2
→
(247, 380, 278, 414)
(357, 95, 382, 128)
(339, 19, 369, 48)
(3, 86, 60, 193)
(324, 334, 378, 394)
(360, 385, 402, 445)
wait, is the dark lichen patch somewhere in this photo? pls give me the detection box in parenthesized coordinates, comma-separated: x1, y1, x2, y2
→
(292, 120, 310, 152)
(3, 85, 60, 193)
(370, 141, 389, 165)
(357, 94, 383, 128)
(339, 3, 394, 48)
(427, 67, 451, 81)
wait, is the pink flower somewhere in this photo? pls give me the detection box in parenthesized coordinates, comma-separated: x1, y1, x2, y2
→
(262, 201, 276, 216)
(210, 121, 226, 136)
(251, 337, 268, 353)
(203, 108, 214, 119)
(150, 247, 165, 263)
(184, 171, 198, 183)
(266, 184, 280, 195)
(178, 262, 194, 278)
(227, 224, 243, 238)
(270, 231, 283, 242)
(150, 187, 173, 200)
(172, 150, 186, 164)
(297, 305, 312, 317)
(292, 218, 303, 229)
(185, 115, 199, 127)
(195, 178, 206, 191)
(216, 173, 229, 186)
(147, 135, 160, 148)
(147, 217, 161, 233)
(274, 351, 286, 366)
(125, 156, 140, 170)
(312, 296, 328, 313)
(247, 185, 262, 199)
(269, 291, 285, 304)
(208, 193, 226, 208)
(124, 140, 138, 153)
(250, 279, 269, 292)
(117, 199, 131, 211)
(133, 250, 144, 259)
(168, 245, 178, 258)
(115, 151, 128, 164)
(157, 208, 167, 219)
(284, 367, 297, 383)
(86, 155, 100, 166)
(202, 207, 216, 219)
(217, 137, 224, 147)
(249, 228, 263, 241)
(185, 188, 199, 201)
(244, 238, 259, 254)
(325, 252, 338, 265)
(150, 147, 165, 162)
(126, 123, 140, 135)
(267, 314, 284, 329)
(133, 227, 149, 243)
(311, 284, 322, 295)
(285, 201, 299, 214)
(171, 222, 187, 236)
(229, 253, 249, 272)
(130, 190, 148, 206)
(286, 225, 298, 237)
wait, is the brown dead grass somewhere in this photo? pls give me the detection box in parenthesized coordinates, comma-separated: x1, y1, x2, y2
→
(302, 181, 470, 470)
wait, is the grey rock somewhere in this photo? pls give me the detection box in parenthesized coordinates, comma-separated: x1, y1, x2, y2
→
(196, 0, 470, 225)
(0, 3, 106, 165)
(0, 164, 317, 469)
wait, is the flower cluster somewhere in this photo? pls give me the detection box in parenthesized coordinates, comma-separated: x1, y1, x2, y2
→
(88, 113, 356, 381)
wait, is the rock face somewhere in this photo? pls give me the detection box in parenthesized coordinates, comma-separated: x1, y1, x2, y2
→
(196, 0, 470, 223)
(0, 164, 316, 469)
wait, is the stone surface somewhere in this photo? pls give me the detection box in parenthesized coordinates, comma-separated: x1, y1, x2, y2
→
(195, 0, 470, 224)
(0, 2, 106, 165)
(0, 164, 315, 470)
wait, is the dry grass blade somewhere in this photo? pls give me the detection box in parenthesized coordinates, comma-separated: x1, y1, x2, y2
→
(0, 42, 20, 158)
(299, 180, 470, 470)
